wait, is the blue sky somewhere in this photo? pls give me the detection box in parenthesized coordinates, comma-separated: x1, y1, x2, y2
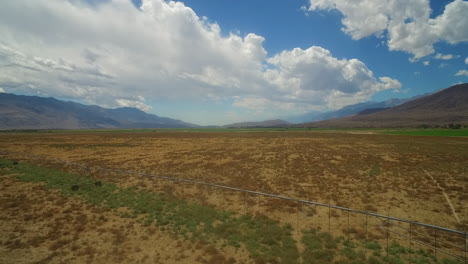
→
(150, 0, 468, 123)
(0, 0, 467, 125)
(176, 0, 467, 98)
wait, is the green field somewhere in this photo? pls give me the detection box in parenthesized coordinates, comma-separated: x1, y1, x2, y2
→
(382, 129, 468, 137)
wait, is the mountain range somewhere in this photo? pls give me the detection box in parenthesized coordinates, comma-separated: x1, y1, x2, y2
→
(285, 95, 423, 124)
(0, 93, 196, 130)
(223, 119, 290, 128)
(1, 83, 466, 130)
(302, 83, 468, 128)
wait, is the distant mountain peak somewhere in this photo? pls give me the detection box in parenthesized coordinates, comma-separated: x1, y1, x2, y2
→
(285, 95, 422, 124)
(0, 93, 197, 130)
(300, 83, 468, 128)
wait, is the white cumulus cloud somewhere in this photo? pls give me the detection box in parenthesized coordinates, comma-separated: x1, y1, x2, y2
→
(455, 70, 468, 76)
(0, 0, 401, 120)
(263, 46, 401, 109)
(308, 0, 468, 59)
(434, 53, 455, 60)
(115, 97, 152, 112)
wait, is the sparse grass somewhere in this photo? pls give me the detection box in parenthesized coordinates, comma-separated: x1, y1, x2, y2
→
(1, 158, 466, 264)
(364, 240, 382, 251)
(300, 228, 464, 264)
(369, 164, 381, 177)
(2, 130, 466, 229)
(382, 129, 468, 137)
(0, 159, 298, 264)
(49, 143, 135, 149)
(301, 228, 337, 263)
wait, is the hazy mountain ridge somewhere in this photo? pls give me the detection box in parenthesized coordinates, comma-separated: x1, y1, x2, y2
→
(285, 96, 422, 124)
(224, 119, 290, 128)
(302, 83, 468, 128)
(1, 83, 466, 130)
(0, 93, 196, 129)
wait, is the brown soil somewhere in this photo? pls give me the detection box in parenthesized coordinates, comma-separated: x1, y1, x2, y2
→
(0, 174, 251, 264)
(0, 131, 467, 232)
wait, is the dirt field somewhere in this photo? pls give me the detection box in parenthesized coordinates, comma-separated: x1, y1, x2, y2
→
(0, 131, 466, 230)
(0, 174, 249, 264)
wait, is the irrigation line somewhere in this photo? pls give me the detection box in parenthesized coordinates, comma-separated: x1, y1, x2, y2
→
(410, 221, 412, 253)
(296, 201, 299, 234)
(435, 228, 438, 261)
(438, 238, 467, 252)
(347, 210, 350, 239)
(465, 232, 467, 264)
(387, 222, 389, 256)
(390, 224, 466, 251)
(1, 150, 467, 261)
(328, 202, 331, 235)
(373, 213, 466, 254)
(1, 150, 466, 236)
(382, 223, 463, 261)
(384, 224, 466, 262)
(244, 193, 247, 215)
(399, 226, 467, 251)
(365, 214, 368, 240)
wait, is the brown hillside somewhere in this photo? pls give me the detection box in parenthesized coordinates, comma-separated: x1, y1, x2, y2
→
(304, 83, 468, 128)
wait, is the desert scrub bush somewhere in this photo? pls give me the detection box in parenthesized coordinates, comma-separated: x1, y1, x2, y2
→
(388, 242, 409, 255)
(0, 158, 298, 264)
(300, 228, 460, 264)
(363, 240, 382, 251)
(369, 164, 380, 177)
(301, 228, 337, 263)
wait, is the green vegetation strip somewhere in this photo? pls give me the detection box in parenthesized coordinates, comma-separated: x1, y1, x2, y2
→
(382, 129, 468, 137)
(0, 159, 464, 264)
(0, 159, 298, 263)
(301, 229, 463, 264)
